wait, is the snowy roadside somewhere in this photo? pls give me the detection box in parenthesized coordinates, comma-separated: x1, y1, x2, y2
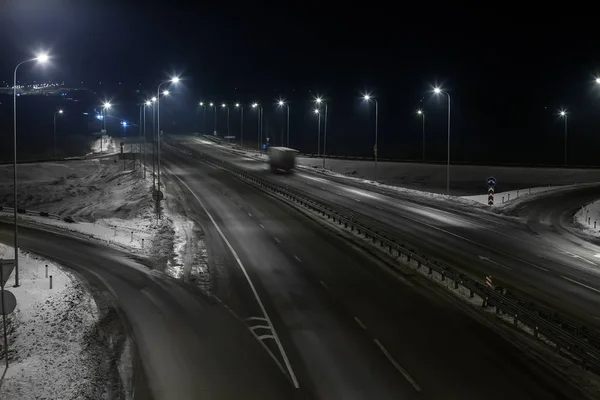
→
(0, 244, 128, 399)
(574, 199, 600, 238)
(0, 157, 209, 286)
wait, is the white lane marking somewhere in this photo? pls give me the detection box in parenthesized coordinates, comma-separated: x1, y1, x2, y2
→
(259, 224, 265, 229)
(353, 198, 361, 202)
(248, 212, 253, 218)
(373, 339, 421, 392)
(562, 250, 597, 266)
(274, 237, 281, 244)
(477, 255, 512, 271)
(164, 166, 299, 388)
(294, 255, 302, 263)
(319, 280, 330, 290)
(560, 276, 600, 294)
(595, 254, 600, 259)
(354, 317, 367, 330)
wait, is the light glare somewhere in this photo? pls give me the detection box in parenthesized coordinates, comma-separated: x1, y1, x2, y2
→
(417, 110, 423, 115)
(145, 101, 152, 106)
(58, 109, 63, 114)
(209, 102, 214, 106)
(36, 53, 49, 63)
(151, 97, 157, 102)
(314, 109, 319, 114)
(363, 94, 370, 100)
(278, 100, 285, 106)
(163, 90, 169, 96)
(560, 110, 566, 116)
(596, 78, 600, 84)
(316, 97, 322, 103)
(434, 87, 442, 94)
(235, 103, 240, 107)
(171, 76, 180, 83)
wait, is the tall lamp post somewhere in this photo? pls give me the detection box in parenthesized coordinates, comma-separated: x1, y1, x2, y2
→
(221, 103, 230, 138)
(101, 102, 112, 153)
(199, 102, 206, 134)
(278, 100, 290, 147)
(212, 103, 219, 135)
(314, 108, 321, 156)
(156, 76, 179, 207)
(363, 94, 379, 181)
(150, 97, 157, 191)
(434, 87, 451, 195)
(12, 52, 49, 288)
(236, 103, 243, 146)
(560, 110, 568, 165)
(417, 109, 425, 160)
(142, 100, 151, 178)
(316, 97, 328, 168)
(53, 109, 63, 160)
(252, 103, 263, 150)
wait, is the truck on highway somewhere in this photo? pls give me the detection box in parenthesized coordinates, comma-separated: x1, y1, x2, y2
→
(267, 147, 298, 172)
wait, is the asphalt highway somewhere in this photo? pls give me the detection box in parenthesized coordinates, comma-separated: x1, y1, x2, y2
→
(161, 143, 585, 399)
(171, 135, 600, 329)
(0, 220, 296, 400)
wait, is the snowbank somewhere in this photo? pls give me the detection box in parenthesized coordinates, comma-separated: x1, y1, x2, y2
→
(574, 200, 600, 237)
(0, 244, 112, 398)
(462, 186, 556, 207)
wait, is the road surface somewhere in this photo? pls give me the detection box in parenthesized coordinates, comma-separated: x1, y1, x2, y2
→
(168, 135, 600, 329)
(160, 143, 585, 399)
(0, 220, 297, 400)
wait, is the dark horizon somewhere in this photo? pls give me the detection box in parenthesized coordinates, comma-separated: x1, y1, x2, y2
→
(1, 2, 600, 165)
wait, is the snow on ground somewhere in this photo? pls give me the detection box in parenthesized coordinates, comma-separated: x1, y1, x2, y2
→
(0, 156, 209, 285)
(462, 186, 556, 207)
(297, 157, 600, 196)
(88, 135, 117, 155)
(574, 200, 600, 238)
(0, 244, 116, 399)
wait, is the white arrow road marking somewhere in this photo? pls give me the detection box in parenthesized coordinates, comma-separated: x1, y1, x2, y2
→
(478, 255, 512, 271)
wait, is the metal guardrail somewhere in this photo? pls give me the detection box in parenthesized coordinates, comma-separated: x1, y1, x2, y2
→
(166, 137, 600, 374)
(0, 206, 62, 220)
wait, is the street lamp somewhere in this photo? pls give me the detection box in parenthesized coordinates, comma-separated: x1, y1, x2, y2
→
(278, 100, 290, 147)
(596, 78, 600, 84)
(222, 103, 230, 138)
(252, 103, 263, 151)
(53, 110, 63, 159)
(235, 103, 244, 146)
(155, 76, 180, 220)
(313, 109, 321, 156)
(198, 102, 207, 134)
(560, 110, 568, 165)
(101, 102, 111, 153)
(433, 87, 451, 195)
(12, 52, 50, 287)
(362, 94, 379, 181)
(315, 97, 328, 168)
(417, 110, 425, 160)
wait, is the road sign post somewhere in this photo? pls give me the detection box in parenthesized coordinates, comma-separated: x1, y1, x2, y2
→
(486, 176, 496, 206)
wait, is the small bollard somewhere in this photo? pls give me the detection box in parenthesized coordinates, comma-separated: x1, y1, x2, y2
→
(131, 231, 133, 242)
(49, 275, 53, 289)
(595, 221, 597, 229)
(528, 188, 531, 194)
(142, 238, 144, 249)
(45, 264, 48, 278)
(114, 226, 117, 236)
(517, 190, 519, 198)
(589, 217, 591, 225)
(508, 193, 510, 201)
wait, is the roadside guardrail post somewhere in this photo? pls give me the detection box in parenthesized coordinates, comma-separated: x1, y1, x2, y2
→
(49, 275, 52, 289)
(45, 264, 48, 278)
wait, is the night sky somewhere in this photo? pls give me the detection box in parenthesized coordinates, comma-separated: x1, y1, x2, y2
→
(1, 2, 600, 165)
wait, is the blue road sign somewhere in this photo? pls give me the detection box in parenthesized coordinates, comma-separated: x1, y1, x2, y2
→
(487, 177, 497, 187)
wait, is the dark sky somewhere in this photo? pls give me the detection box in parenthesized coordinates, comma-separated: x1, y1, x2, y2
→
(1, 2, 600, 164)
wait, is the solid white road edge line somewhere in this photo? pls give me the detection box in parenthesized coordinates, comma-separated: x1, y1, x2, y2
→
(560, 276, 600, 294)
(373, 339, 422, 392)
(164, 166, 300, 389)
